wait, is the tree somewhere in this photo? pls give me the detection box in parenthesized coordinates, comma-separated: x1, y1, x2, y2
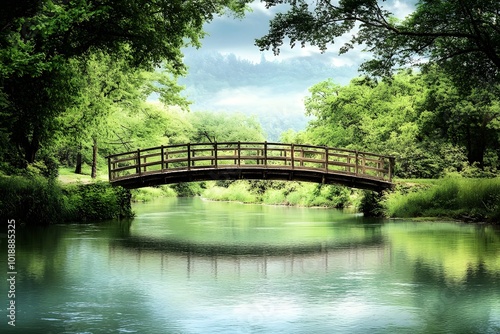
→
(188, 111, 266, 143)
(303, 71, 482, 177)
(0, 0, 250, 167)
(56, 52, 189, 178)
(419, 69, 500, 168)
(256, 0, 500, 84)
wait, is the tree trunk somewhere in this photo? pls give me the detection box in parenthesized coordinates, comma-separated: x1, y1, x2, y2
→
(467, 137, 486, 168)
(23, 131, 40, 164)
(91, 137, 98, 179)
(75, 143, 82, 174)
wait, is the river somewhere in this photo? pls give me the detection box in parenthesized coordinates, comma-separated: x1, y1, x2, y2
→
(1, 197, 500, 333)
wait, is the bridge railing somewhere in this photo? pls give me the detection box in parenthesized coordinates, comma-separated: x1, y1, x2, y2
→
(107, 142, 395, 182)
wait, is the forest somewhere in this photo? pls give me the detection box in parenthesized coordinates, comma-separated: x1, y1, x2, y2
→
(1, 0, 499, 224)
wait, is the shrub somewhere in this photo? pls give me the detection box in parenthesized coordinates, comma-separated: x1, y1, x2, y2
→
(0, 175, 65, 225)
(358, 190, 385, 217)
(63, 182, 133, 221)
(385, 177, 500, 223)
(262, 189, 286, 205)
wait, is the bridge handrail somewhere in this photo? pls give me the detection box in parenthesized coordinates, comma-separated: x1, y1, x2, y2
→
(106, 141, 395, 183)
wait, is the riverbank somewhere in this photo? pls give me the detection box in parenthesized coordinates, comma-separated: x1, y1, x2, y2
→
(200, 178, 500, 224)
(0, 175, 133, 225)
(128, 177, 500, 224)
(202, 180, 353, 209)
(385, 177, 500, 223)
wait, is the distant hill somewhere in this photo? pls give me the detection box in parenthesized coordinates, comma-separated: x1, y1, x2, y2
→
(178, 50, 357, 141)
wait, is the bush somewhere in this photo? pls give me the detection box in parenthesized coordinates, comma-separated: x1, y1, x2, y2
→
(262, 189, 286, 205)
(63, 182, 133, 221)
(131, 186, 177, 202)
(203, 181, 257, 203)
(171, 182, 205, 197)
(0, 176, 133, 225)
(0, 175, 65, 225)
(358, 190, 385, 217)
(385, 177, 500, 223)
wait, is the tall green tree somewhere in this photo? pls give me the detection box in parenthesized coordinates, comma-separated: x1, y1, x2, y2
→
(54, 52, 190, 178)
(257, 0, 500, 83)
(303, 71, 488, 178)
(0, 0, 250, 167)
(419, 69, 500, 168)
(188, 111, 266, 143)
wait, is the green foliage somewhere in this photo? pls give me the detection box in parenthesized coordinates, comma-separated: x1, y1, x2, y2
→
(203, 181, 257, 203)
(262, 189, 286, 205)
(257, 0, 500, 85)
(303, 70, 499, 178)
(62, 182, 133, 222)
(188, 111, 266, 143)
(385, 178, 500, 223)
(0, 175, 65, 225)
(203, 180, 352, 208)
(131, 186, 177, 202)
(358, 191, 385, 218)
(171, 182, 205, 197)
(0, 0, 250, 169)
(0, 175, 133, 225)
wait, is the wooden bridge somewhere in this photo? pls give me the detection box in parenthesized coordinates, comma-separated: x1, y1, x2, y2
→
(107, 142, 394, 191)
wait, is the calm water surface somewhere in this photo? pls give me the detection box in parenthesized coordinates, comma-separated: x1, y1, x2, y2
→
(1, 197, 500, 333)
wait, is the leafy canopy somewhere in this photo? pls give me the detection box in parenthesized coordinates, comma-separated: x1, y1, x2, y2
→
(257, 0, 500, 84)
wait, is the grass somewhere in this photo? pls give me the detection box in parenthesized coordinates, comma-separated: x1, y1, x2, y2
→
(202, 181, 352, 208)
(58, 166, 107, 184)
(1, 175, 133, 225)
(131, 186, 177, 202)
(385, 177, 500, 223)
(203, 181, 257, 203)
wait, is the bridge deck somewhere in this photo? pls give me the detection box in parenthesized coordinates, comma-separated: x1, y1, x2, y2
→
(107, 142, 394, 191)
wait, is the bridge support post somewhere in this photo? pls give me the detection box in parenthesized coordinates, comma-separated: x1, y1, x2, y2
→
(187, 143, 191, 171)
(291, 144, 295, 169)
(264, 141, 267, 168)
(161, 145, 164, 171)
(108, 157, 112, 181)
(355, 151, 359, 176)
(324, 147, 329, 172)
(136, 149, 141, 175)
(214, 142, 218, 169)
(237, 141, 241, 167)
(389, 157, 395, 181)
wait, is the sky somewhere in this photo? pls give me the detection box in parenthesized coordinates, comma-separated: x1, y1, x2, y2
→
(179, 1, 417, 139)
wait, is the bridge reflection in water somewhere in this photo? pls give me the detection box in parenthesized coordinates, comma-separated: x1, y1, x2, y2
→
(109, 238, 389, 279)
(107, 142, 394, 191)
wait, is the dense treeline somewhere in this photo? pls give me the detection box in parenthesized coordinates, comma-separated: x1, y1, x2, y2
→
(283, 69, 499, 179)
(0, 0, 249, 173)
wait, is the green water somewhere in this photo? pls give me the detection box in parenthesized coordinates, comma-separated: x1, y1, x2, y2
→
(1, 197, 500, 333)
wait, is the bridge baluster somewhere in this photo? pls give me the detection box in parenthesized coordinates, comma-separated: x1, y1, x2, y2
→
(264, 141, 267, 167)
(214, 142, 218, 168)
(108, 157, 112, 181)
(324, 147, 329, 172)
(237, 142, 241, 167)
(355, 151, 359, 176)
(161, 145, 165, 171)
(136, 149, 141, 175)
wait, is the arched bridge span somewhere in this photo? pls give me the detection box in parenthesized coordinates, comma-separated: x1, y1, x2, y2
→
(107, 142, 394, 191)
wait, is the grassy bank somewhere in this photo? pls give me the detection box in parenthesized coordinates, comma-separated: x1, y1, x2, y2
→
(0, 175, 133, 225)
(385, 177, 500, 223)
(202, 180, 354, 208)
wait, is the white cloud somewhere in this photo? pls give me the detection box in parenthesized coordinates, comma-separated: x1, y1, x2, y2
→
(211, 86, 306, 115)
(389, 0, 416, 19)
